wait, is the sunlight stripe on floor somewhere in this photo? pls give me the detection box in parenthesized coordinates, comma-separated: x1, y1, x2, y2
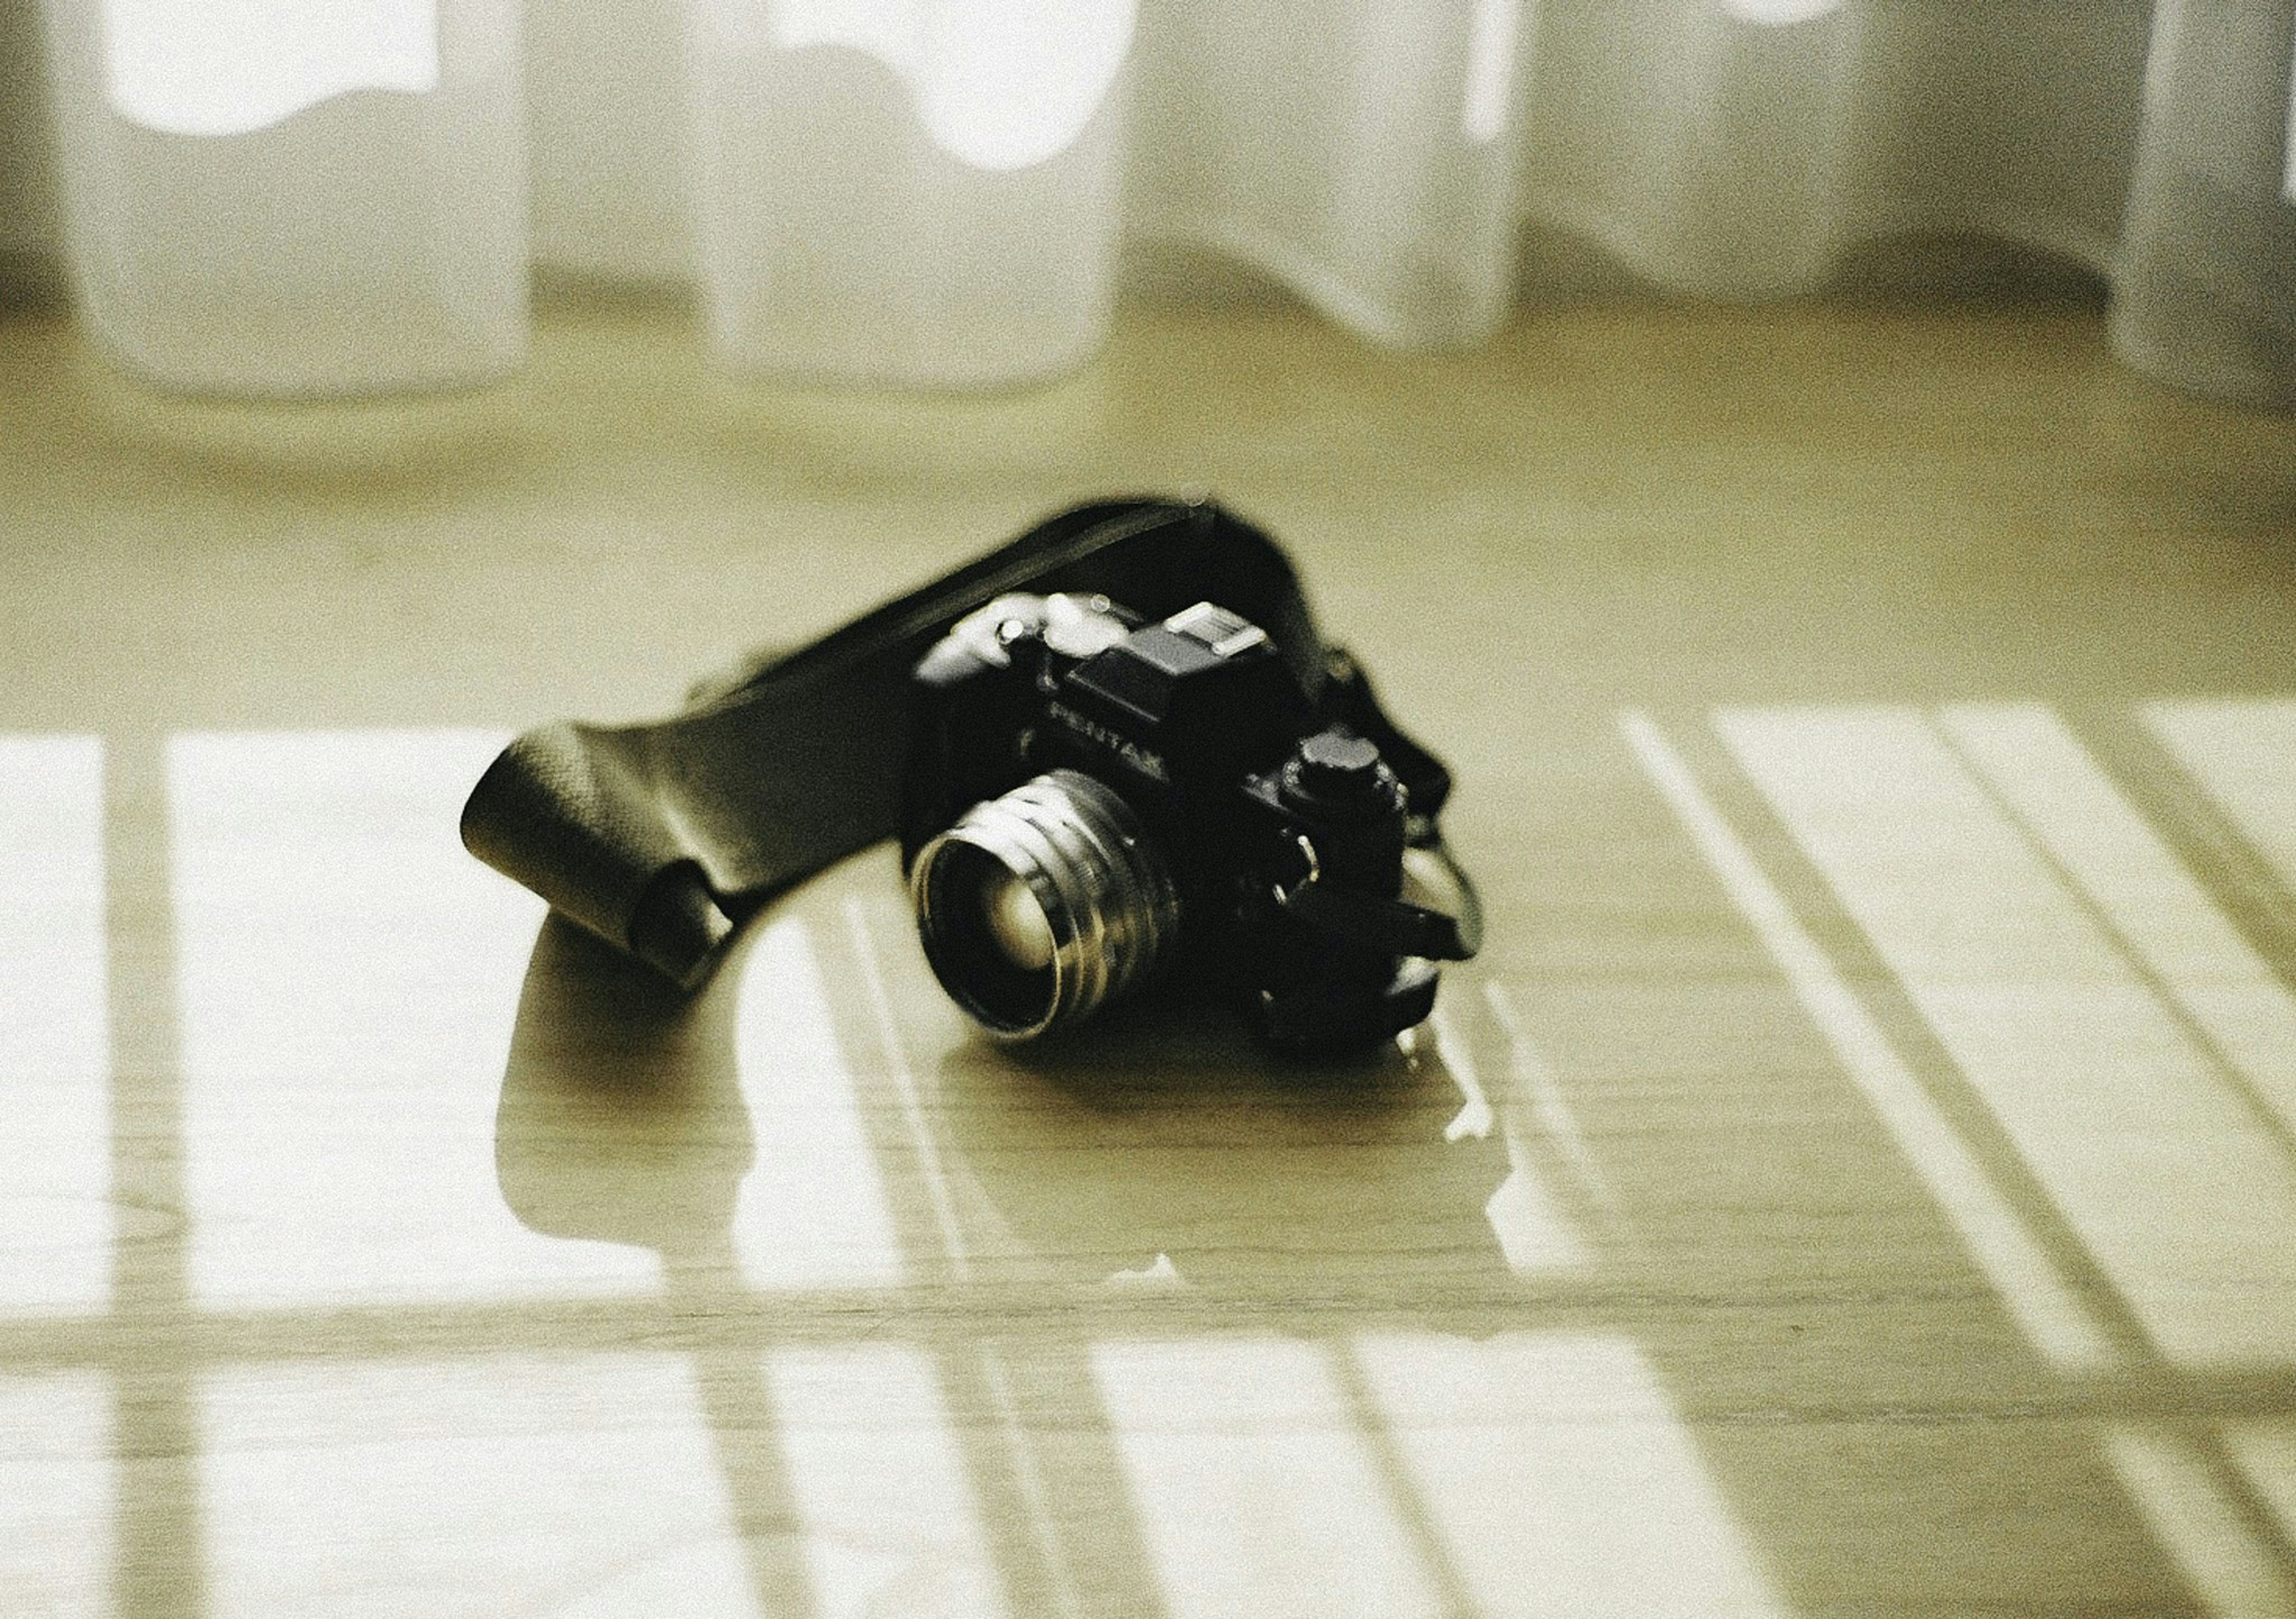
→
(1352, 1331, 1786, 1619)
(2105, 1425, 2296, 1619)
(201, 1354, 759, 1618)
(1621, 711, 2110, 1370)
(169, 730, 658, 1309)
(0, 737, 110, 1315)
(731, 917, 908, 1291)
(1092, 1336, 1446, 1619)
(844, 894, 971, 1275)
(1942, 702, 2296, 1140)
(2145, 699, 2296, 897)
(2225, 1420, 2296, 1565)
(766, 1342, 1007, 1619)
(0, 1373, 109, 1617)
(1719, 705, 2296, 1368)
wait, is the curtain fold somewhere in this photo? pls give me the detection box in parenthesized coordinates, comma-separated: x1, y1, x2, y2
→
(13, 0, 2295, 404)
(2112, 0, 2296, 406)
(1128, 0, 1522, 346)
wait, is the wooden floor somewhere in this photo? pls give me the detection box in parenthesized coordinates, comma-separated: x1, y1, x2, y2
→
(4, 286, 2296, 1618)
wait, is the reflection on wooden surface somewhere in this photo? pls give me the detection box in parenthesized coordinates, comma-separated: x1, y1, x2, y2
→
(4, 295, 2296, 1616)
(8, 699, 2293, 1615)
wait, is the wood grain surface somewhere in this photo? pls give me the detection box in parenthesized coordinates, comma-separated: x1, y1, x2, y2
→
(2, 288, 2295, 1617)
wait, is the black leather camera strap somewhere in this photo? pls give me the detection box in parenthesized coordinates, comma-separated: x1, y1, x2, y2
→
(460, 496, 1462, 989)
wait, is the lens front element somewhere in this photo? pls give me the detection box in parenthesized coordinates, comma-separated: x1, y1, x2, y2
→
(980, 869, 1057, 971)
(911, 770, 1178, 1038)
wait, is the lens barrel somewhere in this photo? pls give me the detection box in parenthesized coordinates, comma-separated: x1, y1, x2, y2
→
(910, 770, 1178, 1038)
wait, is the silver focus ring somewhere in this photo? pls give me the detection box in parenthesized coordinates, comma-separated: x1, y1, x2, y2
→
(911, 769, 1179, 1038)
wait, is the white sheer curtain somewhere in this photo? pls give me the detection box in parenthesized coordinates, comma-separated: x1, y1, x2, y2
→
(9, 0, 2295, 403)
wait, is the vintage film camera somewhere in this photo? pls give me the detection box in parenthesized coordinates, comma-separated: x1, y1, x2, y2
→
(901, 591, 1478, 1049)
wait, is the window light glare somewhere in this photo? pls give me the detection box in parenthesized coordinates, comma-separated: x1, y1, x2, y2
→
(103, 0, 439, 137)
(769, 0, 1135, 172)
(1722, 0, 1843, 23)
(1461, 0, 1519, 143)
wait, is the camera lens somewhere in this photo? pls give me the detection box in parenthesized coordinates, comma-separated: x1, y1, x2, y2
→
(909, 770, 1178, 1038)
(979, 867, 1057, 970)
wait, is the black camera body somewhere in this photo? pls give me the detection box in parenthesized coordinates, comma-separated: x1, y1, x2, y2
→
(902, 591, 1465, 1049)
